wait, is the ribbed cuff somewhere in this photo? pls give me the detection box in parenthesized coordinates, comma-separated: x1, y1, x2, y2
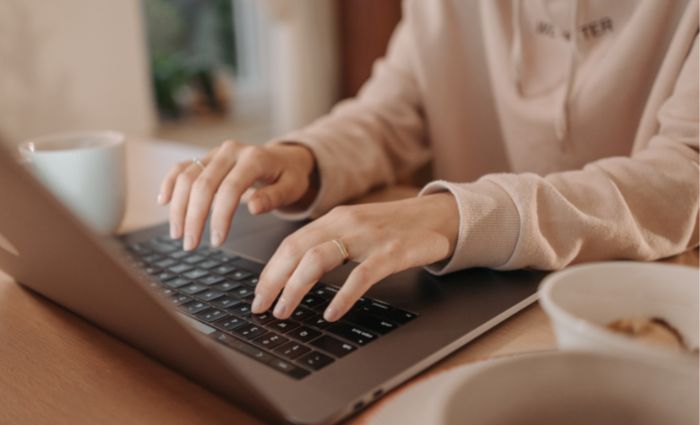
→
(419, 179, 521, 274)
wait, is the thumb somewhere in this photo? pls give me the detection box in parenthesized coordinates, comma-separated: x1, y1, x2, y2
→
(247, 173, 307, 215)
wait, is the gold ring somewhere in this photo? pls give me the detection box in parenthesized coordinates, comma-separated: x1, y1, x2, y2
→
(331, 239, 349, 264)
(191, 157, 206, 171)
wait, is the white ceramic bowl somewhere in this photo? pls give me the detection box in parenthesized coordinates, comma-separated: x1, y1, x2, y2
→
(368, 351, 698, 425)
(439, 352, 698, 425)
(539, 261, 698, 365)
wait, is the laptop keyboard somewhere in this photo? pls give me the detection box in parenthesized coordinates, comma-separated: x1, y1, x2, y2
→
(124, 235, 417, 380)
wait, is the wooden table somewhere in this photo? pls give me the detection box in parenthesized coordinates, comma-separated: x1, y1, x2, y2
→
(0, 139, 697, 425)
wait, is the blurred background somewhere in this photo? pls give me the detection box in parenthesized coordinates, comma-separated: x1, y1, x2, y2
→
(0, 0, 401, 148)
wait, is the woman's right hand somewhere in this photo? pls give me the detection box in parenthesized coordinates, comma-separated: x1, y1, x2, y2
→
(157, 140, 317, 251)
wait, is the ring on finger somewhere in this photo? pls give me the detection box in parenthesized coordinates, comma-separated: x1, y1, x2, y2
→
(331, 239, 350, 265)
(191, 157, 206, 171)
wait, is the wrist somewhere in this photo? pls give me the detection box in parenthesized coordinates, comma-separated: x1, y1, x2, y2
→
(275, 142, 320, 211)
(421, 193, 459, 259)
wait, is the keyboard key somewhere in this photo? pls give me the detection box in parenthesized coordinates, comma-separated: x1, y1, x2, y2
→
(216, 333, 269, 360)
(170, 294, 191, 306)
(326, 322, 377, 346)
(253, 332, 289, 350)
(231, 286, 254, 299)
(240, 277, 259, 287)
(195, 246, 216, 256)
(310, 335, 356, 358)
(164, 277, 191, 289)
(184, 254, 206, 265)
(212, 264, 236, 275)
(265, 357, 309, 379)
(297, 351, 334, 371)
(366, 300, 392, 316)
(183, 269, 208, 280)
(270, 320, 299, 334)
(143, 254, 163, 264)
(216, 281, 241, 292)
(183, 301, 209, 315)
(212, 296, 240, 309)
(127, 242, 150, 254)
(198, 259, 222, 270)
(150, 241, 177, 254)
(250, 312, 275, 325)
(384, 308, 417, 324)
(214, 316, 247, 331)
(144, 266, 161, 275)
(181, 283, 207, 295)
(303, 315, 331, 329)
(233, 323, 267, 340)
(161, 287, 175, 297)
(345, 312, 397, 334)
(169, 250, 189, 260)
(155, 258, 177, 269)
(168, 263, 193, 274)
(156, 271, 176, 282)
(300, 294, 324, 308)
(195, 290, 224, 302)
(291, 307, 315, 322)
(274, 341, 311, 360)
(228, 302, 252, 318)
(310, 285, 336, 299)
(196, 308, 229, 322)
(228, 269, 253, 281)
(286, 326, 321, 342)
(199, 275, 225, 286)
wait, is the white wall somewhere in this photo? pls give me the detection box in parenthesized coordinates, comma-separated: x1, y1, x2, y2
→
(0, 0, 156, 145)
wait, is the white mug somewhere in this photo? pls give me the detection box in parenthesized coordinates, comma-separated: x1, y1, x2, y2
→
(19, 131, 126, 235)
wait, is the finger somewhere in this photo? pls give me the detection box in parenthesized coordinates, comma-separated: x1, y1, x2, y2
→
(272, 240, 346, 319)
(324, 254, 394, 322)
(158, 162, 189, 205)
(247, 172, 307, 215)
(169, 162, 204, 239)
(208, 147, 273, 247)
(182, 144, 240, 250)
(251, 226, 327, 313)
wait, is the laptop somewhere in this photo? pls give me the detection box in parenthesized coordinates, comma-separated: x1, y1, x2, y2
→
(0, 140, 543, 424)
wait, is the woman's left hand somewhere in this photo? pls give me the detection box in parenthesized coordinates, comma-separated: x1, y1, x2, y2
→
(251, 193, 459, 322)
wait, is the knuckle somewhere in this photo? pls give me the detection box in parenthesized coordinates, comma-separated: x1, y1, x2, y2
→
(279, 236, 300, 257)
(193, 175, 214, 193)
(240, 145, 263, 162)
(176, 173, 193, 186)
(350, 265, 370, 284)
(384, 240, 403, 257)
(220, 179, 244, 196)
(221, 139, 239, 150)
(305, 246, 325, 265)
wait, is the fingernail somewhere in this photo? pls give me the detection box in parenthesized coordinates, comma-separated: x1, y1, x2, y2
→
(324, 305, 339, 322)
(273, 298, 287, 318)
(183, 234, 195, 251)
(170, 224, 179, 239)
(251, 295, 264, 313)
(157, 193, 165, 205)
(211, 231, 222, 247)
(249, 200, 261, 215)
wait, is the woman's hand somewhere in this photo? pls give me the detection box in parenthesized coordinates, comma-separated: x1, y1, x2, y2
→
(158, 141, 316, 250)
(251, 193, 459, 321)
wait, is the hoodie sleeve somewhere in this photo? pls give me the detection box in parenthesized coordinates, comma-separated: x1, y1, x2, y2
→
(269, 12, 431, 220)
(422, 37, 699, 274)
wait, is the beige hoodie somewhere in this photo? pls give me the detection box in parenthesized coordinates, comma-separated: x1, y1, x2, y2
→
(273, 0, 699, 274)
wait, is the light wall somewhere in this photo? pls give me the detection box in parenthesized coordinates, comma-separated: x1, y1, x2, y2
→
(0, 0, 156, 145)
